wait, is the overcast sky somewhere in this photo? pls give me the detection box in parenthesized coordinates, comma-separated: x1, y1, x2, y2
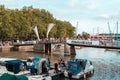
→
(1, 0, 120, 35)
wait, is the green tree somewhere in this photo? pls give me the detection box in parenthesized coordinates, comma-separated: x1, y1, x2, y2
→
(0, 5, 75, 41)
(82, 32, 90, 40)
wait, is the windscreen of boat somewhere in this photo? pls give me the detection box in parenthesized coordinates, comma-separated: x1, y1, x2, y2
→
(80, 59, 87, 70)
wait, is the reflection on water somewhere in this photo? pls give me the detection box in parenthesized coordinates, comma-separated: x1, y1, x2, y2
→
(0, 48, 120, 80)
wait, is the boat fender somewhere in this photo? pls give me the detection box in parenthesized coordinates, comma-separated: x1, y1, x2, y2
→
(90, 69, 94, 74)
(84, 73, 86, 78)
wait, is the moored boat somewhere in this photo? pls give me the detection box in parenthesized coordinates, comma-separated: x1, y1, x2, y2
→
(27, 56, 63, 80)
(64, 59, 94, 79)
(0, 57, 63, 80)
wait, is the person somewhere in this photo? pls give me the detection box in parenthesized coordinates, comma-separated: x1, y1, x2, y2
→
(31, 60, 38, 75)
(45, 55, 51, 68)
(54, 63, 58, 73)
(57, 56, 62, 64)
(57, 56, 66, 67)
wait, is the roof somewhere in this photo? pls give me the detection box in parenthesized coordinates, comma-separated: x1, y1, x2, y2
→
(32, 57, 42, 61)
(5, 59, 23, 64)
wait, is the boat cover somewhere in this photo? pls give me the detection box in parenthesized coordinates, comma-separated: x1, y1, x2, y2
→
(0, 73, 28, 80)
(16, 75, 28, 80)
(68, 61, 81, 74)
(32, 57, 42, 61)
(68, 59, 87, 74)
(32, 57, 50, 67)
(0, 73, 16, 80)
(5, 59, 26, 74)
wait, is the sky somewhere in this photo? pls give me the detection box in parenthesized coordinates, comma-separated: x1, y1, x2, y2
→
(0, 0, 120, 35)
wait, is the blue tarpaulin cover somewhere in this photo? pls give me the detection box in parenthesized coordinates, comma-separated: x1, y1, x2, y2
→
(32, 57, 42, 61)
(5, 59, 25, 74)
(68, 61, 81, 74)
(68, 59, 87, 74)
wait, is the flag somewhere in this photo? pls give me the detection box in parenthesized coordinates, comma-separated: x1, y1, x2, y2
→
(46, 23, 55, 38)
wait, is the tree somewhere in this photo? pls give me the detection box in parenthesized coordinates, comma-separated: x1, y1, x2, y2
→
(0, 5, 75, 41)
(82, 32, 90, 40)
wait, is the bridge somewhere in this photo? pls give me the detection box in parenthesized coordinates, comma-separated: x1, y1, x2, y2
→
(13, 39, 120, 55)
(13, 41, 66, 54)
(13, 40, 64, 46)
(67, 40, 120, 55)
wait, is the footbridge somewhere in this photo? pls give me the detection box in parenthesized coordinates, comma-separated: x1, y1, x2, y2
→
(67, 40, 120, 55)
(13, 40, 69, 55)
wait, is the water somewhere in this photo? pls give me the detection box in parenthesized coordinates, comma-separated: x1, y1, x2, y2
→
(0, 48, 120, 80)
(76, 48, 120, 80)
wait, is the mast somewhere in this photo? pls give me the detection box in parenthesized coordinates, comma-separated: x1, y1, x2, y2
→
(108, 22, 113, 44)
(116, 21, 118, 35)
(97, 26, 99, 35)
(116, 21, 118, 46)
(93, 28, 94, 35)
(76, 21, 78, 36)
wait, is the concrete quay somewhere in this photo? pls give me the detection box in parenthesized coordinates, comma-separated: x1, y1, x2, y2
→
(0, 45, 34, 52)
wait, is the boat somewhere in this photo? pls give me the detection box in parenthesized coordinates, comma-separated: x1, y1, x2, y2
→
(64, 59, 94, 79)
(0, 57, 30, 75)
(27, 56, 64, 80)
(0, 57, 63, 80)
(0, 58, 31, 80)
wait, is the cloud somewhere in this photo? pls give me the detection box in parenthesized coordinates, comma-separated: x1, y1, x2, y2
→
(99, 14, 110, 19)
(98, 11, 120, 20)
(68, 0, 79, 8)
(68, 0, 98, 10)
(72, 19, 109, 34)
(1, 0, 14, 3)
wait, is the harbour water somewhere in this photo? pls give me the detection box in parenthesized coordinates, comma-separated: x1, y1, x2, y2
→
(0, 47, 120, 80)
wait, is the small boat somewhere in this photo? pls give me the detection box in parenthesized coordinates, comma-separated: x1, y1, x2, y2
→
(0, 58, 30, 75)
(27, 56, 64, 80)
(64, 59, 94, 79)
(0, 57, 63, 80)
(0, 58, 31, 80)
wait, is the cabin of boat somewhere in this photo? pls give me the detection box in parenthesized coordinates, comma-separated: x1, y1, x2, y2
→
(5, 59, 27, 74)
